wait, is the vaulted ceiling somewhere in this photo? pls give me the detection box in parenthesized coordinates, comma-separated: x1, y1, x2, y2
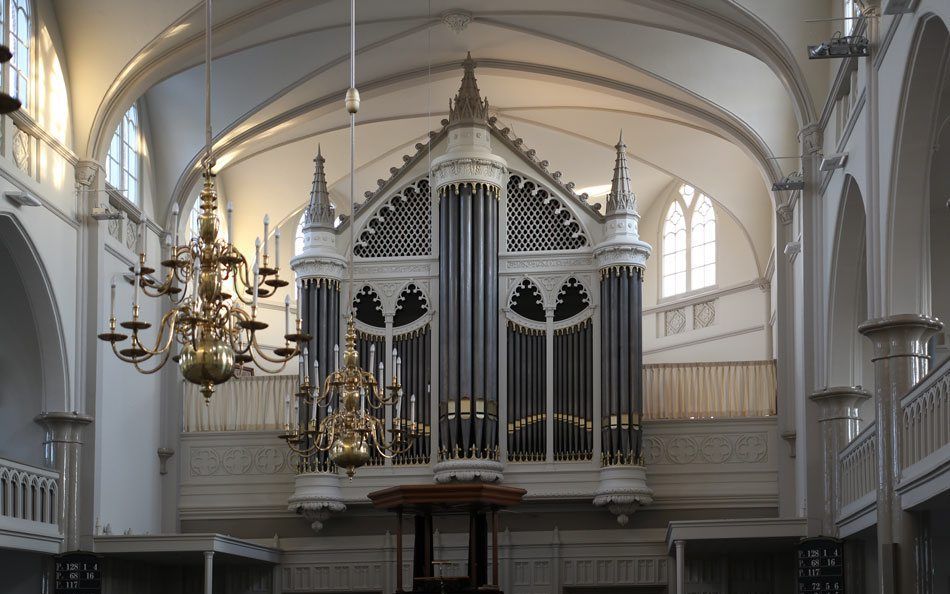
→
(51, 0, 839, 267)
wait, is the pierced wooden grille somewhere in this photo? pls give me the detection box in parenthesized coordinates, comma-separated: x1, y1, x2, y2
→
(354, 178, 431, 258)
(506, 174, 587, 252)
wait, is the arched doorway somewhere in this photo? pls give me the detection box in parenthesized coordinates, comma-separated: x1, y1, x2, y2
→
(0, 214, 69, 467)
(828, 176, 874, 422)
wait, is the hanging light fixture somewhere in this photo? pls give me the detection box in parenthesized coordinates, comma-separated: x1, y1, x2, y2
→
(279, 0, 418, 478)
(0, 45, 21, 114)
(97, 0, 305, 402)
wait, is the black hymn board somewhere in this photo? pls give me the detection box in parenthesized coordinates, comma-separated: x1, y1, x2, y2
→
(796, 537, 845, 593)
(54, 553, 101, 594)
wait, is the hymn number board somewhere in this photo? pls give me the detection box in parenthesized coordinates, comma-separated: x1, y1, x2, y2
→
(54, 553, 101, 594)
(796, 537, 845, 594)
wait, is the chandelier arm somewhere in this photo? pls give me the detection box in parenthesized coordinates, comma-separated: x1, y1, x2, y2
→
(249, 335, 296, 365)
(283, 437, 319, 457)
(130, 310, 180, 356)
(225, 307, 255, 355)
(231, 257, 257, 307)
(131, 341, 176, 374)
(248, 353, 289, 375)
(109, 340, 150, 364)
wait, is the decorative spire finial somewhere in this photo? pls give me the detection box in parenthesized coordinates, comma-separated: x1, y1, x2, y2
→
(606, 131, 637, 215)
(449, 52, 489, 124)
(303, 144, 334, 228)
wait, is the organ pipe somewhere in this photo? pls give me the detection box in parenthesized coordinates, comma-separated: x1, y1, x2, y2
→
(439, 184, 499, 461)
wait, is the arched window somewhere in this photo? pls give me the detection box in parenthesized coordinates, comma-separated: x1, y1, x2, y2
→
(107, 105, 140, 205)
(843, 0, 858, 33)
(8, 0, 30, 108)
(661, 184, 716, 298)
(295, 214, 306, 256)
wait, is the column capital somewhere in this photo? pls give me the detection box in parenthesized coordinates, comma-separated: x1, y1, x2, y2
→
(35, 411, 94, 444)
(75, 160, 104, 189)
(799, 124, 823, 157)
(858, 314, 942, 360)
(809, 386, 871, 422)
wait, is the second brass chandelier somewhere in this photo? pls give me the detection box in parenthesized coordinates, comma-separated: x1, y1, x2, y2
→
(279, 0, 418, 478)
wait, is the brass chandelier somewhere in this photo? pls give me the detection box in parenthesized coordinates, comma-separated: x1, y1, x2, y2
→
(279, 0, 418, 478)
(97, 0, 307, 401)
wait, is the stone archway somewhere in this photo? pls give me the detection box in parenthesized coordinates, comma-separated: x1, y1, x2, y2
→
(0, 214, 70, 466)
(887, 16, 950, 317)
(828, 176, 874, 421)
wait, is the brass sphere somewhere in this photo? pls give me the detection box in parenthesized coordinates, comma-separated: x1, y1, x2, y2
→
(341, 388, 360, 411)
(179, 337, 235, 388)
(330, 432, 370, 478)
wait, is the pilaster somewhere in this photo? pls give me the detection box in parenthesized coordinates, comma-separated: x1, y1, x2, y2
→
(34, 411, 94, 551)
(859, 313, 941, 594)
(809, 386, 871, 536)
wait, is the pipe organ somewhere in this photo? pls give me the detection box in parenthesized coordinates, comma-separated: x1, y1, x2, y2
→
(291, 54, 653, 526)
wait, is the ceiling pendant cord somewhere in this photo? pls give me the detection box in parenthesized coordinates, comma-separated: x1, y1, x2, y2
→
(202, 0, 214, 172)
(345, 0, 359, 311)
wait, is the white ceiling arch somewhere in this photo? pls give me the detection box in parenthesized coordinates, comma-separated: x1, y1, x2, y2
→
(59, 0, 826, 167)
(160, 58, 788, 233)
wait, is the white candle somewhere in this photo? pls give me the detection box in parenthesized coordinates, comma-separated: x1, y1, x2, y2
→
(252, 264, 260, 310)
(334, 344, 340, 371)
(360, 389, 365, 414)
(293, 397, 299, 429)
(263, 215, 270, 258)
(110, 279, 117, 318)
(284, 295, 291, 336)
(299, 346, 306, 381)
(378, 361, 384, 389)
(311, 400, 318, 422)
(284, 394, 291, 428)
(139, 216, 148, 260)
(296, 280, 302, 326)
(396, 355, 402, 383)
(369, 343, 376, 376)
(133, 262, 141, 309)
(164, 234, 173, 262)
(254, 236, 261, 269)
(274, 228, 281, 270)
(171, 203, 180, 248)
(410, 394, 417, 424)
(226, 201, 234, 243)
(314, 358, 320, 386)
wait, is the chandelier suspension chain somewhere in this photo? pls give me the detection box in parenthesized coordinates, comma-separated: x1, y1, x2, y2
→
(348, 0, 356, 305)
(203, 0, 213, 168)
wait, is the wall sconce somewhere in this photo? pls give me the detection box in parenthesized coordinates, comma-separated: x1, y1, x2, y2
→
(809, 33, 870, 59)
(819, 153, 848, 172)
(772, 172, 805, 192)
(4, 191, 41, 207)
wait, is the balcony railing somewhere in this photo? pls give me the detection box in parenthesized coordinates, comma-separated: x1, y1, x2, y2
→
(901, 357, 950, 470)
(0, 457, 61, 553)
(183, 360, 778, 434)
(838, 422, 876, 509)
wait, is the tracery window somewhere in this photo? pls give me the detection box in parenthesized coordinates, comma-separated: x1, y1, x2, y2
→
(107, 104, 140, 205)
(7, 0, 30, 108)
(661, 184, 716, 298)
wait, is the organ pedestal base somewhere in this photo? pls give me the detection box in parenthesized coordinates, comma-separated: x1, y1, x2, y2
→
(593, 465, 653, 526)
(287, 472, 346, 533)
(433, 458, 504, 484)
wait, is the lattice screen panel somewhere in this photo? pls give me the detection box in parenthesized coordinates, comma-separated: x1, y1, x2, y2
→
(506, 174, 588, 252)
(354, 178, 431, 258)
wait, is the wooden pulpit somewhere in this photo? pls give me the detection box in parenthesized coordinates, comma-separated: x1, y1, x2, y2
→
(368, 483, 526, 594)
